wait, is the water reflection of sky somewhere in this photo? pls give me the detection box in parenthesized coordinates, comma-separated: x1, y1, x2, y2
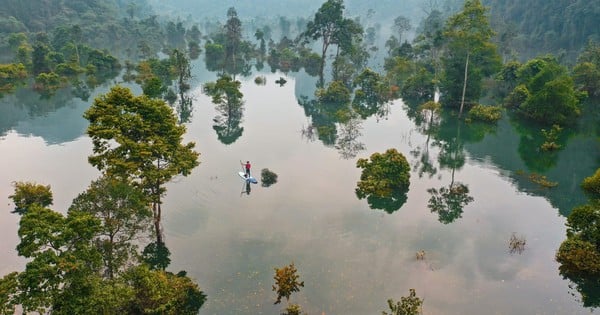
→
(0, 73, 590, 314)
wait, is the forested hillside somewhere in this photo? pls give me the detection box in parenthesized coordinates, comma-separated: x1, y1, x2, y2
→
(484, 0, 599, 60)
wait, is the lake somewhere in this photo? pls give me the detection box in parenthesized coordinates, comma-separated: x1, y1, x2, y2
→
(1, 62, 598, 314)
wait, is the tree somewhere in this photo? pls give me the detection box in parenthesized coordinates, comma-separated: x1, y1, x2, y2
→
(356, 148, 410, 198)
(582, 168, 600, 197)
(304, 0, 361, 83)
(84, 86, 200, 246)
(356, 148, 411, 213)
(121, 265, 206, 314)
(383, 288, 423, 315)
(272, 263, 304, 305)
(556, 201, 600, 307)
(224, 7, 242, 69)
(1, 204, 102, 314)
(393, 16, 411, 44)
(441, 0, 501, 115)
(68, 177, 152, 279)
(9, 181, 53, 215)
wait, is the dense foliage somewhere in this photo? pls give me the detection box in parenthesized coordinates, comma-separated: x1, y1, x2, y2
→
(84, 86, 200, 245)
(556, 201, 600, 307)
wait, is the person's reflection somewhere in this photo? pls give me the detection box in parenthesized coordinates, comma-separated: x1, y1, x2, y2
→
(241, 181, 251, 196)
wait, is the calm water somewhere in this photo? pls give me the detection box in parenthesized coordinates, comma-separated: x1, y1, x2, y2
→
(1, 64, 598, 314)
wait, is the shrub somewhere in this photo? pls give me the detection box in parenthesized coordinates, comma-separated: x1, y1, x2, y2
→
(582, 168, 600, 197)
(467, 104, 503, 123)
(261, 168, 278, 187)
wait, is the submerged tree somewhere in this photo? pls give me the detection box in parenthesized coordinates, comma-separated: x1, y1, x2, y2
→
(356, 148, 411, 213)
(84, 86, 200, 246)
(303, 0, 362, 84)
(556, 201, 600, 308)
(273, 262, 304, 315)
(441, 0, 501, 115)
(383, 288, 423, 315)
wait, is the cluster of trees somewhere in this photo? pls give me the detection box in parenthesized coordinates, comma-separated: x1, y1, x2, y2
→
(555, 170, 600, 307)
(0, 85, 203, 313)
(0, 0, 204, 100)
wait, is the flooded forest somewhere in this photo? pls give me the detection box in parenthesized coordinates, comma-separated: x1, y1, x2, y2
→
(0, 0, 599, 314)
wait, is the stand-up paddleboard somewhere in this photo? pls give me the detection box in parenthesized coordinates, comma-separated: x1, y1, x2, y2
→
(238, 171, 258, 184)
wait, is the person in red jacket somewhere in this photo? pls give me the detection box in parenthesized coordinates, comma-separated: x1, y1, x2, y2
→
(241, 160, 251, 177)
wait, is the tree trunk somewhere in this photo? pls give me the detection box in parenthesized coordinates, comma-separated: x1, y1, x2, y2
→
(459, 51, 470, 118)
(153, 201, 162, 245)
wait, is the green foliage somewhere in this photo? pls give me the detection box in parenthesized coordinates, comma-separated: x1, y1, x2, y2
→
(203, 74, 243, 108)
(540, 124, 563, 151)
(0, 63, 27, 92)
(69, 177, 152, 278)
(121, 265, 206, 315)
(557, 201, 600, 307)
(142, 76, 166, 98)
(304, 0, 362, 78)
(573, 61, 600, 97)
(401, 67, 436, 103)
(582, 168, 600, 197)
(352, 68, 390, 119)
(84, 86, 199, 244)
(261, 168, 278, 187)
(520, 76, 580, 125)
(285, 303, 302, 315)
(9, 181, 53, 215)
(467, 104, 503, 123)
(317, 80, 351, 105)
(504, 84, 529, 108)
(507, 55, 582, 125)
(356, 148, 411, 197)
(272, 263, 304, 305)
(382, 288, 423, 315)
(34, 72, 62, 92)
(441, 0, 502, 107)
(557, 237, 600, 276)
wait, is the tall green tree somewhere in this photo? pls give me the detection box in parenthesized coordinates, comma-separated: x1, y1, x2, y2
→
(69, 177, 152, 279)
(84, 86, 200, 246)
(224, 7, 242, 71)
(304, 0, 361, 83)
(441, 0, 501, 115)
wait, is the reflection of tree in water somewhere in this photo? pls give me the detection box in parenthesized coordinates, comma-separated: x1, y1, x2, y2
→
(411, 101, 441, 178)
(297, 96, 339, 147)
(427, 122, 474, 224)
(427, 183, 474, 224)
(335, 117, 366, 159)
(203, 74, 245, 144)
(212, 112, 244, 145)
(510, 113, 572, 173)
(363, 190, 409, 214)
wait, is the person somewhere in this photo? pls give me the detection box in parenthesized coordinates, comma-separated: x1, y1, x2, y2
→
(241, 160, 251, 177)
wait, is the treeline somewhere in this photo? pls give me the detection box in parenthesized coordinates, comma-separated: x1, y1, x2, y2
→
(484, 0, 600, 61)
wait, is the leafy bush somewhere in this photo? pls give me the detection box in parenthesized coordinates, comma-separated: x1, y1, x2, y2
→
(467, 104, 503, 123)
(356, 148, 410, 198)
(316, 80, 351, 104)
(261, 168, 278, 187)
(582, 168, 600, 197)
